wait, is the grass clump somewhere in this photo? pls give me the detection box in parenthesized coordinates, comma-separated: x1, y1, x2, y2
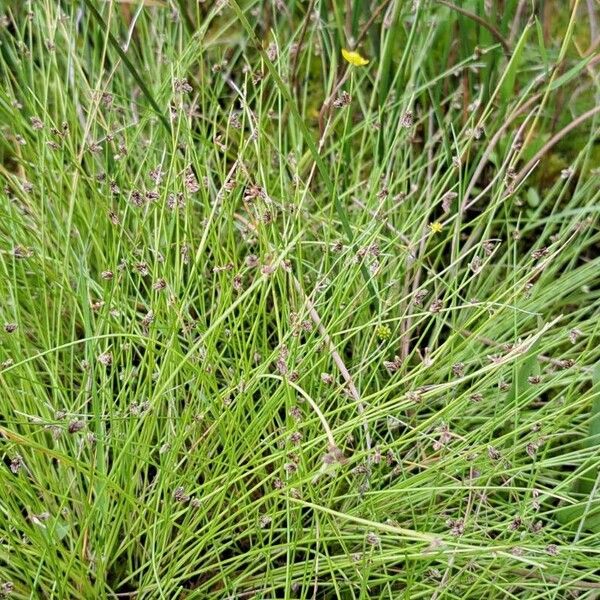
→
(1, 0, 599, 597)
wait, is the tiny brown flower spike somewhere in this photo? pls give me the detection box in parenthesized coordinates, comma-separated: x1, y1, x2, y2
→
(173, 487, 190, 503)
(333, 91, 351, 108)
(30, 116, 44, 130)
(174, 78, 192, 94)
(365, 531, 380, 546)
(10, 454, 24, 474)
(259, 514, 272, 528)
(321, 373, 334, 385)
(184, 167, 199, 193)
(98, 352, 112, 367)
(400, 110, 414, 128)
(451, 362, 464, 377)
(13, 245, 33, 259)
(68, 419, 85, 434)
(429, 298, 443, 313)
(488, 446, 501, 461)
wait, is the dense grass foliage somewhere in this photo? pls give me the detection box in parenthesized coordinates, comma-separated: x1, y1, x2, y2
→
(1, 0, 599, 597)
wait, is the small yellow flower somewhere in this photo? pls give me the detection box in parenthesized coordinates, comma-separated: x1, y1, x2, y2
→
(429, 221, 443, 234)
(342, 48, 369, 67)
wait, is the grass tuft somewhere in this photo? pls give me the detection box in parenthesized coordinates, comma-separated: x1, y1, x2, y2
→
(1, 0, 599, 597)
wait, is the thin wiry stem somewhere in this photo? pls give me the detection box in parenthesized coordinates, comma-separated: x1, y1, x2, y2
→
(508, 105, 600, 195)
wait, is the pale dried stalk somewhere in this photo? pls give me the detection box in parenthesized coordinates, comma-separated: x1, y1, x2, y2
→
(460, 323, 590, 374)
(234, 213, 372, 455)
(290, 276, 372, 454)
